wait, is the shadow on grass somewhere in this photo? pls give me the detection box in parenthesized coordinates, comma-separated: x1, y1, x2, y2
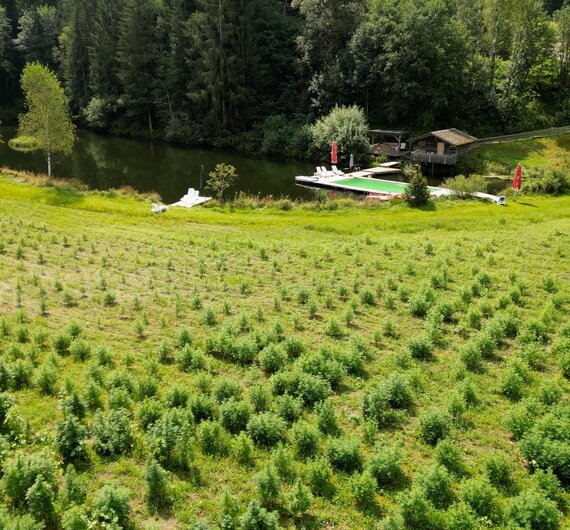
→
(44, 187, 85, 206)
(513, 201, 538, 208)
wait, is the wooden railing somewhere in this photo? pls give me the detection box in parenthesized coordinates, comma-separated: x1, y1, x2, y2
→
(410, 151, 458, 165)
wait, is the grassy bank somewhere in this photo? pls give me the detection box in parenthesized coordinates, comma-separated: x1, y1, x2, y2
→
(472, 134, 570, 175)
(0, 173, 570, 529)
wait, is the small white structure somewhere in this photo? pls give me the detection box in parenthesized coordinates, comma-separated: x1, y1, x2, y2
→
(170, 188, 212, 208)
(151, 202, 168, 213)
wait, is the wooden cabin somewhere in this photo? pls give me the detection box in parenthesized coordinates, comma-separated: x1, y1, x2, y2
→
(369, 129, 411, 158)
(410, 129, 478, 166)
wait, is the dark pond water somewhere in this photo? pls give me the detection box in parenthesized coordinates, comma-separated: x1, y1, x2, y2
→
(0, 125, 507, 201)
(0, 126, 318, 203)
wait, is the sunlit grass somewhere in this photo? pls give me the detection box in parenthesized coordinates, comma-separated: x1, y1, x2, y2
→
(0, 172, 569, 528)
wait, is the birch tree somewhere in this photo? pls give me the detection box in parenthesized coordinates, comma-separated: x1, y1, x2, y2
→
(17, 62, 75, 176)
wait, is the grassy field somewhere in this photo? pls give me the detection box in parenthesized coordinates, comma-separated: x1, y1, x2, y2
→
(473, 134, 570, 175)
(0, 173, 570, 529)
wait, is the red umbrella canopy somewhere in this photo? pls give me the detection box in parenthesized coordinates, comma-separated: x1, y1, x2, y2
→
(331, 141, 338, 164)
(512, 163, 523, 190)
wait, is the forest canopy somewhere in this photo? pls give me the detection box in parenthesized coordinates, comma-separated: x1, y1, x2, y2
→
(0, 0, 570, 155)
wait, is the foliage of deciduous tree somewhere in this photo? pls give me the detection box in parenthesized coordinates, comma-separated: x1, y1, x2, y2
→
(16, 62, 75, 176)
(207, 163, 239, 200)
(309, 104, 369, 165)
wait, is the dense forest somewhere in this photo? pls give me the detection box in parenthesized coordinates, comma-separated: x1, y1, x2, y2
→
(1, 0, 570, 155)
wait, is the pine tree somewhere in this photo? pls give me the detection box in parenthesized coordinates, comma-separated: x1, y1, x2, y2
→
(403, 166, 430, 207)
(90, 0, 123, 99)
(117, 0, 160, 131)
(61, 0, 94, 112)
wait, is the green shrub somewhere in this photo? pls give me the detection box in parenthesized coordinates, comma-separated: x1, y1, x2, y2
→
(499, 370, 524, 401)
(269, 445, 295, 482)
(484, 453, 513, 489)
(164, 386, 189, 408)
(220, 399, 251, 434)
(416, 464, 454, 508)
(291, 421, 320, 459)
(259, 344, 287, 374)
(443, 174, 488, 198)
(92, 409, 133, 458)
(460, 343, 483, 372)
(176, 345, 206, 372)
(508, 488, 561, 530)
(55, 415, 88, 464)
(506, 398, 543, 440)
(418, 408, 450, 445)
(326, 437, 362, 473)
(189, 394, 217, 423)
(91, 485, 131, 529)
(434, 439, 465, 476)
(446, 502, 479, 530)
(254, 463, 281, 507)
(213, 378, 242, 403)
(537, 381, 563, 406)
(298, 352, 346, 389)
(367, 441, 403, 488)
(61, 506, 89, 530)
(523, 167, 569, 195)
(404, 172, 430, 207)
(459, 478, 498, 518)
(520, 318, 549, 344)
(197, 420, 230, 457)
(306, 457, 334, 497)
(290, 479, 312, 516)
(249, 384, 271, 412)
(233, 432, 255, 466)
(274, 394, 302, 424)
(283, 337, 305, 358)
(137, 398, 163, 430)
(324, 318, 344, 339)
(53, 333, 72, 355)
(247, 413, 286, 447)
(60, 464, 86, 508)
(26, 479, 55, 524)
(397, 487, 440, 529)
(240, 501, 280, 530)
(2, 451, 56, 507)
(351, 470, 377, 506)
(407, 335, 433, 360)
(176, 327, 193, 348)
(10, 360, 33, 389)
(69, 339, 91, 362)
(315, 399, 338, 435)
(37, 363, 58, 395)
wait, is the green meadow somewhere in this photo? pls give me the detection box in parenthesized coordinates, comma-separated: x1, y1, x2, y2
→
(473, 134, 570, 175)
(0, 172, 570, 529)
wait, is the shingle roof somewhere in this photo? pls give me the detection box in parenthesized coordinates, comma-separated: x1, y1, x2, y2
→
(430, 129, 478, 146)
(411, 128, 478, 146)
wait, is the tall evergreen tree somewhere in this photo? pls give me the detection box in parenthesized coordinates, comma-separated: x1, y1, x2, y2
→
(61, 0, 94, 113)
(155, 0, 196, 139)
(89, 0, 122, 99)
(14, 5, 59, 68)
(0, 6, 11, 73)
(117, 0, 161, 132)
(194, 0, 259, 135)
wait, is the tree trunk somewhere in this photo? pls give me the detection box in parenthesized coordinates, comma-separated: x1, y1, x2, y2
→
(47, 152, 52, 177)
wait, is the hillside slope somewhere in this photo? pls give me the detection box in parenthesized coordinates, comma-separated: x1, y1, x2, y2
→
(0, 175, 569, 529)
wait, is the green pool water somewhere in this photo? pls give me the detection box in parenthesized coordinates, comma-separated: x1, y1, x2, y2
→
(336, 177, 408, 193)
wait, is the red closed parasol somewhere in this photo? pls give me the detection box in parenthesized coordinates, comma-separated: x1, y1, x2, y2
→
(512, 163, 522, 190)
(331, 141, 338, 164)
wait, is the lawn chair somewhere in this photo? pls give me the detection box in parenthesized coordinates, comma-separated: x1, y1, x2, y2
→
(151, 202, 167, 213)
(331, 165, 344, 176)
(496, 196, 506, 206)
